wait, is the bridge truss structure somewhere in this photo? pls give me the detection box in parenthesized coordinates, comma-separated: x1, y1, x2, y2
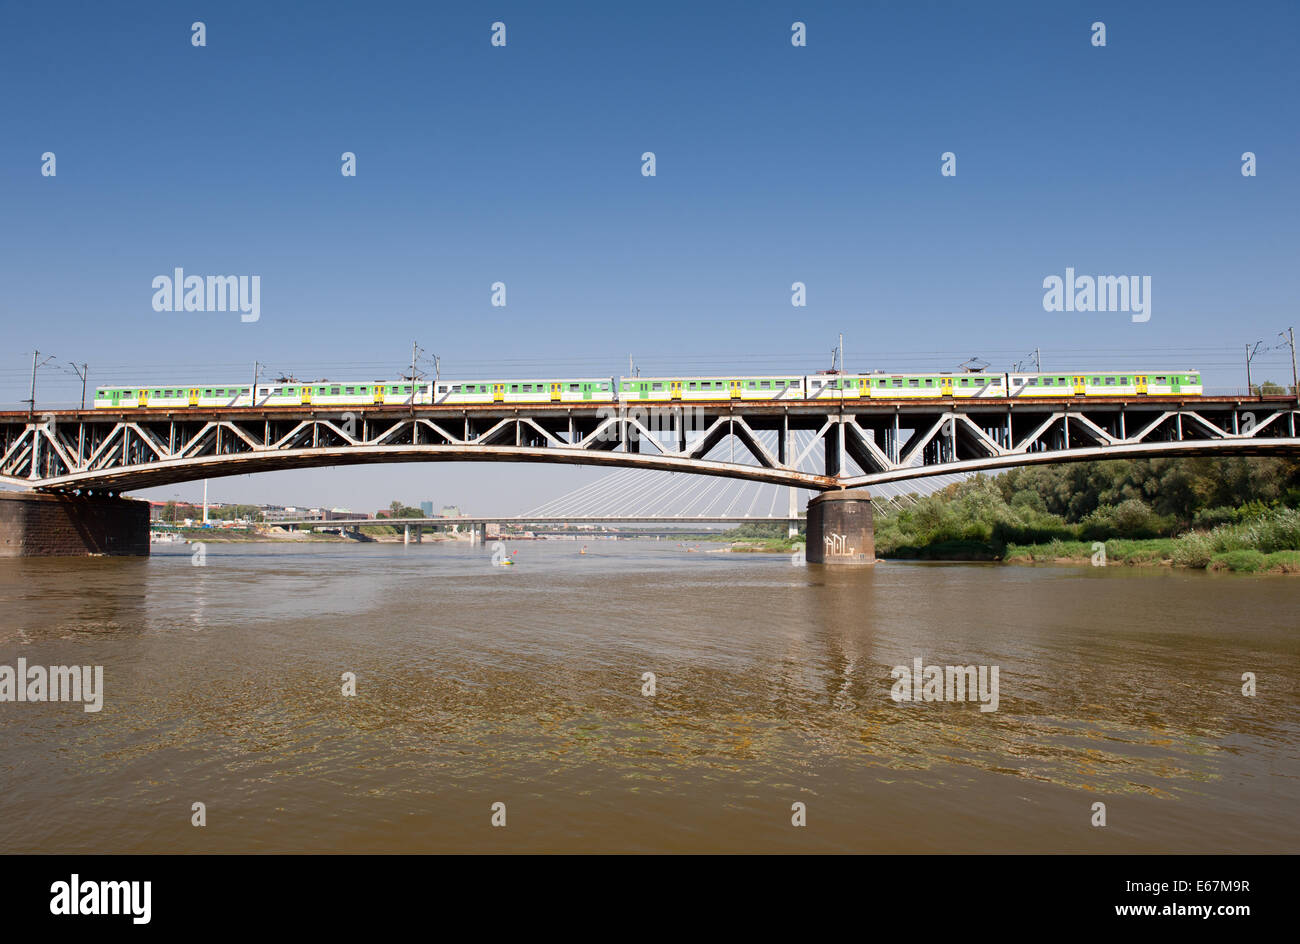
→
(1, 396, 1297, 494)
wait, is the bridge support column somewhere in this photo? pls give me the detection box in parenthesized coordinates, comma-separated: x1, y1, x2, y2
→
(0, 492, 150, 557)
(403, 524, 411, 545)
(805, 489, 874, 565)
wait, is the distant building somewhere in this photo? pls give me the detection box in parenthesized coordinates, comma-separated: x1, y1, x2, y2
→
(420, 501, 434, 517)
(440, 505, 461, 518)
(263, 506, 324, 523)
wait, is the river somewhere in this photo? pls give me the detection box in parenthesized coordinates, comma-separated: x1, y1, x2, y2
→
(1, 541, 1296, 853)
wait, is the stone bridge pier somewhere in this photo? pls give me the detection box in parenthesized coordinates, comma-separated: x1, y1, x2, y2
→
(0, 491, 150, 557)
(805, 489, 875, 565)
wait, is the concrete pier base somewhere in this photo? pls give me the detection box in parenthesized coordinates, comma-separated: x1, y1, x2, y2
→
(805, 489, 874, 565)
(0, 491, 150, 557)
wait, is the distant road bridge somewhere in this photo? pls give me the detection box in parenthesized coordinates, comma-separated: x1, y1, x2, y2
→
(2, 395, 1298, 494)
(270, 514, 805, 543)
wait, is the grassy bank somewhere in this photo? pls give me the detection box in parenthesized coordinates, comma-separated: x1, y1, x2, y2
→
(728, 538, 804, 553)
(875, 461, 1300, 573)
(1002, 539, 1300, 573)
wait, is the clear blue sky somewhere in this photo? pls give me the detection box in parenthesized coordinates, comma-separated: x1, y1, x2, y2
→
(2, 1, 1297, 511)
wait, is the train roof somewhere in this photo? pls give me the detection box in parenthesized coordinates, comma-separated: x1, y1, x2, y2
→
(624, 374, 804, 381)
(437, 377, 614, 384)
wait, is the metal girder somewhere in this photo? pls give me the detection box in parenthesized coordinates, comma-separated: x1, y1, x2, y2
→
(1, 399, 1296, 494)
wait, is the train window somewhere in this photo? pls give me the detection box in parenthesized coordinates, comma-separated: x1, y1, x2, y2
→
(760, 380, 771, 389)
(908, 379, 918, 387)
(1155, 376, 1166, 383)
(924, 379, 933, 386)
(652, 383, 663, 391)
(510, 385, 519, 392)
(688, 382, 697, 389)
(569, 384, 579, 391)
(1192, 376, 1199, 383)
(331, 386, 340, 395)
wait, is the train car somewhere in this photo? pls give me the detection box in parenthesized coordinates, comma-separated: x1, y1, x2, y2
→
(433, 378, 616, 405)
(1136, 371, 1202, 396)
(809, 372, 1003, 399)
(618, 376, 805, 402)
(833, 373, 1008, 399)
(1007, 371, 1201, 397)
(94, 385, 249, 408)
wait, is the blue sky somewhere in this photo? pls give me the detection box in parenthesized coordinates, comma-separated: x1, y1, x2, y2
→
(2, 1, 1297, 511)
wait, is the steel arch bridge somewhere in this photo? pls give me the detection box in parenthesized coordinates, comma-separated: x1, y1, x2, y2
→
(2, 396, 1298, 494)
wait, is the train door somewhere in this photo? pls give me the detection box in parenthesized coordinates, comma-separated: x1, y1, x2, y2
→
(1073, 376, 1085, 395)
(373, 385, 384, 405)
(301, 386, 312, 405)
(670, 380, 682, 400)
(493, 383, 505, 402)
(550, 382, 561, 402)
(188, 388, 198, 406)
(729, 379, 742, 399)
(111, 389, 122, 407)
(940, 377, 954, 397)
(138, 389, 149, 407)
(1135, 375, 1148, 395)
(1169, 375, 1181, 394)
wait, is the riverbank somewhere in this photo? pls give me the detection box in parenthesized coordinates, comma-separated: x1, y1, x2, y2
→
(875, 466, 1300, 573)
(155, 528, 463, 544)
(1001, 540, 1300, 573)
